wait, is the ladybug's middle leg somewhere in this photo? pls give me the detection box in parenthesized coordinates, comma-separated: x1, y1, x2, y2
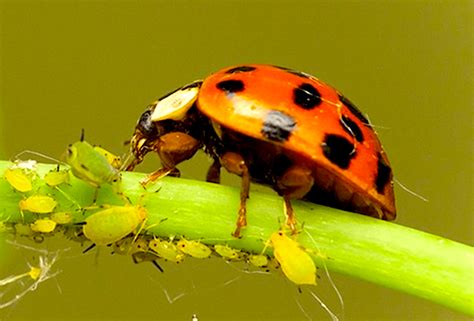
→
(206, 158, 221, 184)
(141, 132, 200, 186)
(277, 165, 314, 234)
(220, 152, 250, 238)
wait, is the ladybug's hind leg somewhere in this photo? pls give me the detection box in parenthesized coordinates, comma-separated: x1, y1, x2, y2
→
(277, 165, 314, 234)
(220, 152, 250, 238)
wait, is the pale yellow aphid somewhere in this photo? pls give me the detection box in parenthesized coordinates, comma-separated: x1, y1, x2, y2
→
(270, 231, 316, 285)
(149, 238, 184, 263)
(50, 212, 72, 225)
(248, 254, 269, 268)
(19, 195, 57, 214)
(0, 221, 7, 233)
(14, 223, 33, 236)
(93, 146, 122, 169)
(214, 244, 242, 260)
(113, 236, 134, 255)
(44, 167, 70, 187)
(82, 205, 147, 246)
(30, 219, 57, 233)
(130, 238, 149, 254)
(177, 239, 212, 259)
(28, 266, 42, 280)
(4, 168, 33, 192)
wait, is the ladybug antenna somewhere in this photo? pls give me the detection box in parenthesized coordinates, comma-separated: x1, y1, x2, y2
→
(80, 129, 85, 142)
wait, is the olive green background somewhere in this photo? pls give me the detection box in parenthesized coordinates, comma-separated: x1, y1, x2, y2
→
(0, 1, 472, 320)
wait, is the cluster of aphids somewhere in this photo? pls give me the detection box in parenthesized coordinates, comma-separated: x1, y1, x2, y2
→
(2, 137, 318, 287)
(110, 234, 278, 273)
(111, 233, 317, 286)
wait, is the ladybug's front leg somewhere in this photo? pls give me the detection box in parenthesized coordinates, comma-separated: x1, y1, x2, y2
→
(276, 165, 314, 234)
(220, 152, 250, 238)
(141, 132, 200, 186)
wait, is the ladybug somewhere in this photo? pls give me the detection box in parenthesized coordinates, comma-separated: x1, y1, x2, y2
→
(127, 64, 396, 237)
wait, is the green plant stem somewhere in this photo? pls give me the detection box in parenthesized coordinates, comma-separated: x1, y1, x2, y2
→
(0, 160, 473, 315)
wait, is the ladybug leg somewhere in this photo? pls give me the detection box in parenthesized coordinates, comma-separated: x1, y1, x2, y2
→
(277, 165, 314, 234)
(141, 132, 200, 186)
(206, 158, 221, 184)
(220, 152, 250, 238)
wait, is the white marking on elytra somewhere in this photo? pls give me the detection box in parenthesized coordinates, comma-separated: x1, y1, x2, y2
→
(151, 83, 200, 122)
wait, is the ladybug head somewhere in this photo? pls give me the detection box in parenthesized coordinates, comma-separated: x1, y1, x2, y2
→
(126, 81, 202, 171)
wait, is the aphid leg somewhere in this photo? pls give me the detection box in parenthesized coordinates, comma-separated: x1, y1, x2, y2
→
(220, 152, 250, 238)
(206, 158, 221, 183)
(277, 165, 314, 234)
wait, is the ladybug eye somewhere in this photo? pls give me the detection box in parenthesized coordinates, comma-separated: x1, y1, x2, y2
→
(137, 110, 157, 137)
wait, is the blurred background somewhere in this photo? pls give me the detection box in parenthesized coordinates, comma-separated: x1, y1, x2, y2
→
(0, 1, 472, 320)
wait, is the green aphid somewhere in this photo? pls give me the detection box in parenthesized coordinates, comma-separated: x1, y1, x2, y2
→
(65, 135, 121, 188)
(177, 239, 212, 259)
(30, 218, 57, 233)
(82, 205, 147, 246)
(44, 166, 70, 187)
(149, 238, 184, 263)
(214, 244, 242, 260)
(248, 254, 269, 268)
(50, 212, 73, 225)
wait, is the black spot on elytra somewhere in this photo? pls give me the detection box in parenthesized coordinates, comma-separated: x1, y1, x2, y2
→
(321, 134, 355, 169)
(272, 65, 311, 79)
(225, 66, 256, 74)
(261, 110, 296, 142)
(340, 115, 364, 142)
(216, 79, 245, 93)
(137, 109, 157, 136)
(338, 94, 371, 126)
(293, 83, 322, 110)
(375, 152, 392, 194)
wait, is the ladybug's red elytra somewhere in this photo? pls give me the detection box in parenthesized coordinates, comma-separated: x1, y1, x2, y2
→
(127, 64, 396, 237)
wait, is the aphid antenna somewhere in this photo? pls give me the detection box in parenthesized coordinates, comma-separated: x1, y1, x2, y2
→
(54, 186, 82, 210)
(13, 150, 66, 166)
(218, 275, 241, 288)
(304, 230, 345, 320)
(308, 290, 340, 321)
(293, 294, 313, 321)
(153, 280, 188, 304)
(394, 177, 429, 202)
